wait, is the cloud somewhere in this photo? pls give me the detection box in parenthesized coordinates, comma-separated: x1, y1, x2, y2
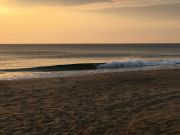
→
(2, 0, 180, 7)
(94, 2, 180, 19)
(13, 0, 112, 5)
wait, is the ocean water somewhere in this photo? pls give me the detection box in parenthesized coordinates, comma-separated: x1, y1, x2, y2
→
(0, 44, 180, 80)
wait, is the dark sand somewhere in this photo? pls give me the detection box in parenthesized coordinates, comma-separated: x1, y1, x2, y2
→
(1, 69, 180, 135)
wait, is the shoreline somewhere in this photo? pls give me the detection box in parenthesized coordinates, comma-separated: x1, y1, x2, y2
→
(0, 59, 180, 73)
(0, 65, 180, 81)
(1, 69, 180, 134)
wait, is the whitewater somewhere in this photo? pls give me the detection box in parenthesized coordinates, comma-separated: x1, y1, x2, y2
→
(0, 44, 180, 80)
(1, 59, 180, 80)
(98, 59, 180, 69)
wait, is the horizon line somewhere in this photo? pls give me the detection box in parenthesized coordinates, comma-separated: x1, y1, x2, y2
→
(0, 43, 180, 45)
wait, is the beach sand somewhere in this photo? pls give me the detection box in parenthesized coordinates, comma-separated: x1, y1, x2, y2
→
(1, 69, 180, 135)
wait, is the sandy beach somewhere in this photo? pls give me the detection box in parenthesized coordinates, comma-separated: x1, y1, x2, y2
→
(1, 69, 180, 135)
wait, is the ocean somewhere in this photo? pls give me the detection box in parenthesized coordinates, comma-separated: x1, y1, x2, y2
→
(0, 44, 180, 80)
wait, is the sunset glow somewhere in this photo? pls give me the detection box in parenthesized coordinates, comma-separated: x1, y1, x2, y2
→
(0, 0, 180, 43)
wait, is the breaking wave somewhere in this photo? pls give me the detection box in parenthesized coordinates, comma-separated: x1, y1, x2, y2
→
(1, 59, 180, 74)
(98, 59, 180, 69)
(1, 59, 180, 80)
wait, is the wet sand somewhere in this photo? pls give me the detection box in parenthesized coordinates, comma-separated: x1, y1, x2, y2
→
(1, 69, 180, 135)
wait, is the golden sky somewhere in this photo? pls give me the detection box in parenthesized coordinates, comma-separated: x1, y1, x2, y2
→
(0, 0, 180, 43)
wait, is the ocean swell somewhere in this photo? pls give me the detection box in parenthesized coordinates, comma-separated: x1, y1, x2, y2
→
(98, 59, 180, 69)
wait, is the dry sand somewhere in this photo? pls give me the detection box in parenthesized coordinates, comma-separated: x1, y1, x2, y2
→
(1, 69, 180, 135)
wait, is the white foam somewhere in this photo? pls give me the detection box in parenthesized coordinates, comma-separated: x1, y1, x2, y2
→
(1, 59, 180, 80)
(98, 59, 180, 69)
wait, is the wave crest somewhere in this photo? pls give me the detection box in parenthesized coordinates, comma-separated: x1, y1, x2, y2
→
(98, 59, 180, 69)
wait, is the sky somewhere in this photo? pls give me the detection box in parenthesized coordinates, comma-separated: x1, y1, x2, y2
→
(0, 0, 180, 43)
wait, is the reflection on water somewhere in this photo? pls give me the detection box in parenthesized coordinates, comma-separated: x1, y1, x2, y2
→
(0, 44, 180, 79)
(0, 44, 180, 69)
(1, 64, 180, 80)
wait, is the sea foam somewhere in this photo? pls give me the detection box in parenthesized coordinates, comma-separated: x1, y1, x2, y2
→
(98, 59, 180, 69)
